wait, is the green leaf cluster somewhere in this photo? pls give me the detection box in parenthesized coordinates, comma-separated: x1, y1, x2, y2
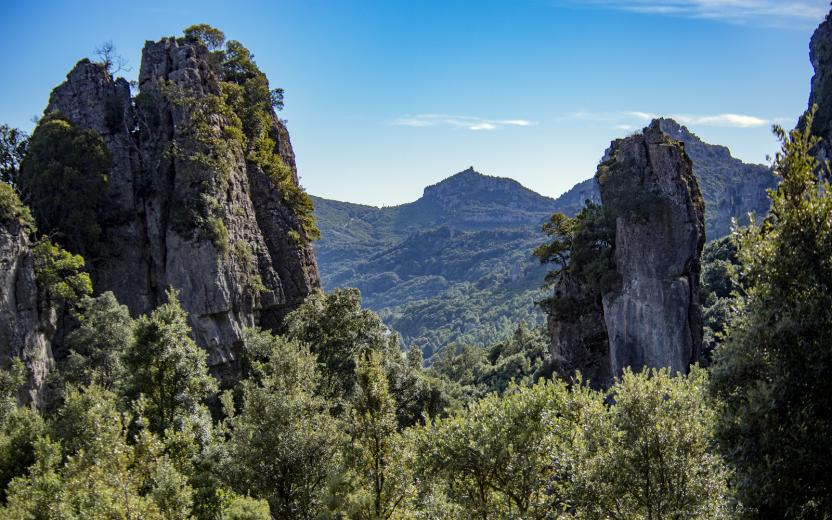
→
(710, 108, 832, 518)
(32, 238, 92, 303)
(0, 181, 34, 232)
(534, 200, 618, 294)
(19, 114, 110, 256)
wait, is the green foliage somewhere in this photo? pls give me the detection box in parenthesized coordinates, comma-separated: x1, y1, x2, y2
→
(328, 350, 414, 519)
(0, 406, 45, 503)
(221, 494, 272, 520)
(411, 367, 729, 520)
(284, 288, 400, 401)
(224, 328, 342, 519)
(570, 367, 729, 519)
(126, 288, 217, 435)
(206, 215, 230, 256)
(711, 108, 832, 518)
(534, 200, 617, 292)
(19, 114, 110, 255)
(411, 379, 573, 519)
(428, 322, 553, 400)
(699, 235, 742, 362)
(60, 292, 133, 393)
(0, 360, 44, 503)
(2, 385, 193, 519)
(0, 124, 28, 187)
(32, 238, 92, 303)
(0, 360, 25, 425)
(0, 182, 35, 232)
(184, 23, 226, 50)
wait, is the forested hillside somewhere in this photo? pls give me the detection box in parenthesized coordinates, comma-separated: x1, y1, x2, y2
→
(314, 127, 775, 358)
(0, 8, 830, 520)
(313, 168, 557, 355)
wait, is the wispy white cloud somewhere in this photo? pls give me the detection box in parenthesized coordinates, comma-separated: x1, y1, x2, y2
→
(673, 113, 769, 127)
(559, 0, 827, 26)
(626, 111, 657, 121)
(392, 114, 536, 131)
(564, 110, 779, 129)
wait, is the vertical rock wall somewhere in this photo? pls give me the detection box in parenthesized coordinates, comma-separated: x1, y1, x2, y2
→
(0, 219, 54, 406)
(39, 37, 320, 374)
(547, 121, 705, 387)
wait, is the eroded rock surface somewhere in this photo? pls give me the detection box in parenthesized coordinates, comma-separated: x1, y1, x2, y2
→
(42, 37, 320, 373)
(547, 121, 705, 387)
(0, 219, 54, 405)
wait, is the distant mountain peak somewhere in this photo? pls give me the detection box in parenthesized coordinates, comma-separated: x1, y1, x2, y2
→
(655, 118, 733, 161)
(423, 167, 541, 200)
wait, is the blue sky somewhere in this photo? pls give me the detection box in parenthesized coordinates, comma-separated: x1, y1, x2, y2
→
(0, 0, 827, 205)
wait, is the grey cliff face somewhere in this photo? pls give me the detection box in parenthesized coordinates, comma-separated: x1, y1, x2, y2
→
(546, 274, 610, 389)
(547, 121, 705, 387)
(600, 121, 705, 378)
(0, 219, 54, 406)
(43, 37, 320, 373)
(809, 9, 832, 161)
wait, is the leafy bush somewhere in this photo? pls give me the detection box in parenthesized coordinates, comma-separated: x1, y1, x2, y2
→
(0, 182, 34, 232)
(19, 114, 110, 255)
(32, 239, 92, 303)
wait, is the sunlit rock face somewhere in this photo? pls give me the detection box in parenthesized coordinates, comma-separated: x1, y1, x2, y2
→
(547, 121, 705, 388)
(41, 37, 320, 374)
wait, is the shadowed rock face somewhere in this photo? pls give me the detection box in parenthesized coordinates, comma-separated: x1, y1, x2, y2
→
(547, 121, 705, 387)
(546, 274, 610, 388)
(0, 219, 53, 406)
(808, 9, 832, 161)
(40, 37, 319, 373)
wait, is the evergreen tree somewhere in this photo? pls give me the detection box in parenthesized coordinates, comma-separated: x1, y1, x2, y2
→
(59, 292, 133, 393)
(329, 350, 414, 519)
(711, 109, 832, 517)
(126, 288, 217, 436)
(224, 329, 342, 519)
(284, 288, 400, 401)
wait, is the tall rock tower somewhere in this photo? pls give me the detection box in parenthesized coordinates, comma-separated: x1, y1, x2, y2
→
(3, 32, 321, 399)
(547, 121, 705, 388)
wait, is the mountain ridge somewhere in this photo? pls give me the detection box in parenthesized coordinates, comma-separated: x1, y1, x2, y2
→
(313, 120, 778, 356)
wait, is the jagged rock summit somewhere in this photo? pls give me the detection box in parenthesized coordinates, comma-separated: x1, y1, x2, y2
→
(4, 32, 320, 397)
(551, 119, 774, 239)
(547, 120, 705, 387)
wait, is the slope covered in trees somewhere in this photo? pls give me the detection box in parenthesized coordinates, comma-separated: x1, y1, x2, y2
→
(1, 9, 832, 519)
(314, 132, 774, 358)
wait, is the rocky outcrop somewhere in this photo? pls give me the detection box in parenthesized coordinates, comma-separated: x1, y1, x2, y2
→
(808, 8, 832, 162)
(41, 37, 320, 373)
(552, 119, 774, 240)
(547, 121, 705, 387)
(546, 274, 610, 388)
(0, 219, 54, 405)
